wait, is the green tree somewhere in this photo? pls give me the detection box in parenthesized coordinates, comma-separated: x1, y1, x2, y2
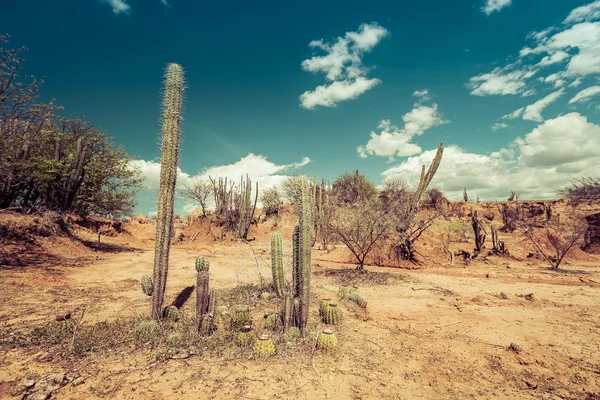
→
(331, 170, 377, 205)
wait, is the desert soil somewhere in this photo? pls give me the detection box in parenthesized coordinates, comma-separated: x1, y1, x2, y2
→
(0, 205, 599, 400)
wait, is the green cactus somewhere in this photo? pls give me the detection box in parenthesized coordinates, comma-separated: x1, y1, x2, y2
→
(348, 292, 367, 308)
(282, 294, 294, 331)
(260, 292, 271, 300)
(322, 303, 342, 325)
(195, 256, 211, 332)
(317, 329, 338, 352)
(198, 313, 216, 336)
(253, 334, 276, 357)
(319, 298, 332, 317)
(265, 313, 282, 331)
(338, 285, 350, 300)
(237, 325, 256, 348)
(141, 275, 154, 296)
(230, 308, 252, 331)
(216, 305, 229, 316)
(152, 63, 185, 320)
(292, 225, 301, 297)
(208, 289, 218, 317)
(162, 305, 179, 322)
(270, 232, 285, 297)
(298, 176, 313, 335)
(284, 327, 301, 343)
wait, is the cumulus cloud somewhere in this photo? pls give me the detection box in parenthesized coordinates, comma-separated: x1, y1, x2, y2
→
(130, 153, 310, 216)
(491, 122, 509, 131)
(568, 85, 600, 103)
(482, 0, 512, 16)
(299, 23, 388, 109)
(412, 89, 430, 101)
(102, 0, 130, 14)
(357, 99, 448, 159)
(467, 66, 538, 96)
(564, 0, 600, 24)
(381, 113, 600, 200)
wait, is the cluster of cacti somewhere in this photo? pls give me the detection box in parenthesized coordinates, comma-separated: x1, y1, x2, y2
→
(236, 175, 258, 239)
(284, 327, 301, 343)
(270, 232, 285, 297)
(195, 256, 213, 333)
(348, 292, 367, 308)
(230, 308, 252, 331)
(321, 303, 342, 325)
(253, 334, 276, 357)
(237, 325, 256, 348)
(317, 329, 338, 352)
(319, 299, 332, 317)
(141, 275, 154, 296)
(209, 176, 235, 216)
(471, 207, 487, 253)
(152, 63, 185, 320)
(265, 313, 283, 331)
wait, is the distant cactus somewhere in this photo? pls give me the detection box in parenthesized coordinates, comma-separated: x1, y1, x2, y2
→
(284, 327, 301, 343)
(338, 285, 350, 299)
(152, 63, 185, 320)
(270, 231, 285, 297)
(253, 334, 276, 357)
(317, 329, 338, 352)
(237, 325, 256, 348)
(195, 256, 211, 332)
(230, 308, 251, 331)
(265, 313, 283, 331)
(348, 292, 367, 308)
(319, 299, 332, 317)
(141, 275, 154, 296)
(322, 303, 342, 325)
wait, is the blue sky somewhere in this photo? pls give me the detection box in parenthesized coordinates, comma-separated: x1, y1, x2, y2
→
(2, 0, 600, 216)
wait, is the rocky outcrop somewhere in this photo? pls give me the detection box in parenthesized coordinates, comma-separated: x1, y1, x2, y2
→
(583, 212, 600, 254)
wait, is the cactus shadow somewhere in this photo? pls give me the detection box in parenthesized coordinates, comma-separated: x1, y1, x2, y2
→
(171, 285, 195, 309)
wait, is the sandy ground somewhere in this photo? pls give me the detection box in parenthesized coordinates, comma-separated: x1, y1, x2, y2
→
(0, 206, 599, 399)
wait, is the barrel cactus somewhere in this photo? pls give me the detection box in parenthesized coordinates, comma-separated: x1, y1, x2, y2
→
(141, 275, 154, 296)
(265, 313, 282, 331)
(230, 308, 252, 331)
(317, 329, 338, 352)
(284, 326, 301, 343)
(319, 298, 332, 317)
(253, 334, 276, 357)
(237, 325, 256, 348)
(162, 305, 179, 322)
(349, 292, 367, 308)
(322, 303, 342, 325)
(270, 232, 285, 297)
(338, 285, 350, 299)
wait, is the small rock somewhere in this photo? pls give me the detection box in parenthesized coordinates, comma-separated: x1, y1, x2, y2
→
(524, 293, 535, 301)
(55, 312, 71, 321)
(170, 351, 190, 360)
(486, 272, 496, 278)
(524, 379, 538, 389)
(509, 342, 523, 353)
(72, 377, 85, 386)
(499, 292, 509, 299)
(47, 372, 65, 385)
(19, 378, 36, 389)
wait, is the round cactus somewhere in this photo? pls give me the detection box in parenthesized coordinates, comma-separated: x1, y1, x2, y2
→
(322, 303, 342, 325)
(253, 334, 275, 357)
(265, 313, 282, 331)
(320, 298, 332, 317)
(509, 342, 522, 353)
(237, 325, 256, 348)
(338, 285, 350, 299)
(162, 305, 179, 322)
(260, 292, 271, 300)
(348, 292, 367, 308)
(230, 308, 252, 331)
(195, 256, 210, 272)
(141, 275, 154, 296)
(284, 327, 301, 343)
(317, 329, 338, 352)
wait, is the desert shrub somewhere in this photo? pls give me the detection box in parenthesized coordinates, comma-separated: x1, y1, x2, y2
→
(331, 170, 377, 205)
(280, 175, 304, 205)
(423, 188, 444, 209)
(559, 175, 600, 202)
(260, 187, 281, 216)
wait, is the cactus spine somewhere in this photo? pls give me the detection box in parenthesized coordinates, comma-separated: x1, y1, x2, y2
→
(152, 63, 184, 320)
(298, 176, 313, 336)
(270, 232, 285, 297)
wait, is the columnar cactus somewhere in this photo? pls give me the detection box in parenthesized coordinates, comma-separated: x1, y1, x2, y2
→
(195, 256, 211, 332)
(282, 294, 294, 331)
(208, 289, 218, 317)
(291, 225, 301, 297)
(298, 176, 313, 335)
(253, 334, 276, 357)
(152, 63, 185, 320)
(317, 329, 338, 351)
(270, 232, 285, 297)
(322, 303, 342, 325)
(141, 275, 154, 296)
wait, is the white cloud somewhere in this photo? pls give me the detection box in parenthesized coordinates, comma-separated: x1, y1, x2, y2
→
(569, 85, 600, 103)
(102, 0, 130, 14)
(381, 113, 600, 200)
(299, 77, 381, 109)
(467, 66, 538, 96)
(521, 89, 565, 122)
(564, 0, 600, 24)
(412, 89, 430, 101)
(482, 0, 512, 15)
(357, 101, 448, 158)
(491, 122, 509, 131)
(300, 23, 388, 109)
(503, 107, 525, 119)
(536, 50, 570, 67)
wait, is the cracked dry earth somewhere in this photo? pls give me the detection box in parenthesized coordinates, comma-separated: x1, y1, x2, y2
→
(1, 231, 599, 400)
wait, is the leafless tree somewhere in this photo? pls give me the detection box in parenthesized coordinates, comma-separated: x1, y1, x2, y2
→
(182, 177, 212, 216)
(559, 175, 600, 203)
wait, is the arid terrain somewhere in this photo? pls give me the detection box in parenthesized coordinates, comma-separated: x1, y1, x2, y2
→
(1, 201, 599, 400)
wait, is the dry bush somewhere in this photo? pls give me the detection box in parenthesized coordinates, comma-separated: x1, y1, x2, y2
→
(182, 178, 213, 216)
(259, 187, 281, 216)
(525, 216, 587, 269)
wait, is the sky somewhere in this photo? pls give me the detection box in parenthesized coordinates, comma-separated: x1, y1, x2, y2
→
(2, 0, 600, 216)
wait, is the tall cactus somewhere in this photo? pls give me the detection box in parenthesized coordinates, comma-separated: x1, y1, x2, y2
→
(270, 232, 285, 297)
(195, 256, 210, 331)
(152, 63, 184, 320)
(298, 176, 313, 336)
(291, 225, 301, 297)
